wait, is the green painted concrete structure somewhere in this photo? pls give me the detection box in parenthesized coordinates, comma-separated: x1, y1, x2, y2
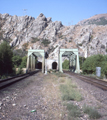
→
(26, 49, 45, 73)
(26, 48, 80, 73)
(59, 49, 80, 73)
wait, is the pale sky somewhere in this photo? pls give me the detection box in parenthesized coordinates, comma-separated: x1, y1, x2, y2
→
(0, 0, 107, 25)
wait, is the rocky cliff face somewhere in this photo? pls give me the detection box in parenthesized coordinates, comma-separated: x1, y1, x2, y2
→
(0, 13, 107, 59)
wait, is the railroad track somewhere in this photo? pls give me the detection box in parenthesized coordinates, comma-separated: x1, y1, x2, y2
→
(0, 70, 40, 90)
(64, 71, 107, 91)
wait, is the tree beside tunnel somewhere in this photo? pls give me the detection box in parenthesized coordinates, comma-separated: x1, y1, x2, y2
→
(62, 59, 69, 69)
(0, 41, 13, 75)
(82, 54, 107, 77)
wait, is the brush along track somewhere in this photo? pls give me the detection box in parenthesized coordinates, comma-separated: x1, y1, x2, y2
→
(0, 70, 40, 90)
(64, 71, 107, 91)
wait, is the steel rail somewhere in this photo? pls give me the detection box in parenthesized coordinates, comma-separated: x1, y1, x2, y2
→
(0, 70, 40, 90)
(64, 71, 107, 91)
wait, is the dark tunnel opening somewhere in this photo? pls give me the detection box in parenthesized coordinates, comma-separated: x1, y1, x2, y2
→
(36, 62, 42, 69)
(52, 62, 57, 69)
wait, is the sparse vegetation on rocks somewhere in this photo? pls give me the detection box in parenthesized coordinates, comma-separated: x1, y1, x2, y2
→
(83, 104, 101, 119)
(31, 37, 40, 43)
(0, 13, 107, 58)
(60, 78, 82, 101)
(22, 43, 28, 50)
(41, 39, 51, 47)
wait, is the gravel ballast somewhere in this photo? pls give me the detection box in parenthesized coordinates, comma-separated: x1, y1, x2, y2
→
(0, 72, 107, 120)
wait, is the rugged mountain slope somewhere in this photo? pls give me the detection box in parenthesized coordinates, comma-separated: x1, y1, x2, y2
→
(0, 13, 107, 59)
(77, 13, 107, 25)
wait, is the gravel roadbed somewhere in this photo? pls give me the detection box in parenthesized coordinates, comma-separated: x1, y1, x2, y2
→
(66, 74, 107, 120)
(0, 72, 107, 120)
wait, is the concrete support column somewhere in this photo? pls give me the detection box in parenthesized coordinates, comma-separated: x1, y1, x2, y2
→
(75, 52, 80, 73)
(31, 55, 33, 71)
(32, 56, 35, 71)
(58, 53, 60, 70)
(41, 53, 45, 73)
(26, 55, 30, 73)
(72, 54, 75, 66)
(59, 52, 63, 72)
(34, 56, 36, 70)
(69, 56, 72, 71)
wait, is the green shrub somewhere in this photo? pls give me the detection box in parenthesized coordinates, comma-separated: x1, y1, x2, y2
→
(82, 54, 104, 74)
(1, 75, 7, 79)
(78, 43, 82, 46)
(60, 79, 82, 101)
(79, 56, 86, 69)
(41, 39, 51, 47)
(12, 55, 22, 68)
(20, 56, 27, 68)
(0, 41, 13, 75)
(62, 59, 69, 69)
(82, 54, 107, 77)
(66, 103, 81, 118)
(31, 37, 40, 43)
(101, 61, 107, 77)
(83, 105, 101, 119)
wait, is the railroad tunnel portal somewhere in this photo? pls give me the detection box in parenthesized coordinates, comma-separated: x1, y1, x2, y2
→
(26, 49, 45, 73)
(58, 49, 80, 73)
(26, 48, 80, 73)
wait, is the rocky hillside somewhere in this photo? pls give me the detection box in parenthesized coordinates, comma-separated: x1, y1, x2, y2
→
(0, 13, 107, 59)
(77, 13, 107, 25)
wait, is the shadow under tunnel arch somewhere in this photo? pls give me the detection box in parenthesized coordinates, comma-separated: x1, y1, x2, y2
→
(52, 62, 57, 69)
(36, 62, 42, 69)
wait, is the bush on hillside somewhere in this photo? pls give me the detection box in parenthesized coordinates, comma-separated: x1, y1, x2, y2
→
(20, 56, 27, 68)
(12, 55, 22, 68)
(79, 56, 86, 69)
(82, 54, 107, 77)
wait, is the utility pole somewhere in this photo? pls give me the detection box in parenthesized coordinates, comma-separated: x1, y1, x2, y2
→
(23, 9, 27, 16)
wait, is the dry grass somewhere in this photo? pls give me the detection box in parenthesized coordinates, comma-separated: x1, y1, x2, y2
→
(41, 72, 102, 119)
(42, 73, 66, 119)
(66, 103, 81, 119)
(83, 104, 101, 119)
(43, 72, 83, 119)
(59, 78, 82, 101)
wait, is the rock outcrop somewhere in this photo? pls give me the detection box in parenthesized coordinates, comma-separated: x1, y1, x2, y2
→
(0, 13, 107, 59)
(77, 13, 107, 25)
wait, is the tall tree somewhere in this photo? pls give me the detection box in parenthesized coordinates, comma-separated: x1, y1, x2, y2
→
(12, 55, 22, 68)
(0, 41, 13, 75)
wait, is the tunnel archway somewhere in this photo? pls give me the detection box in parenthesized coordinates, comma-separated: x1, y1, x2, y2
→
(52, 62, 57, 69)
(36, 62, 42, 69)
